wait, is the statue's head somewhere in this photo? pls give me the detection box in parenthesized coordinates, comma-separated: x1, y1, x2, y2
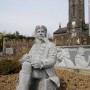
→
(57, 48, 70, 60)
(35, 25, 47, 40)
(77, 47, 84, 55)
(62, 48, 70, 59)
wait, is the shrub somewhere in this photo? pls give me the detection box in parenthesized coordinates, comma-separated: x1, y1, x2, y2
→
(0, 59, 21, 75)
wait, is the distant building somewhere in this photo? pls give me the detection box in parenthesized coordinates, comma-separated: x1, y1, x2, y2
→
(53, 0, 89, 45)
(0, 32, 3, 39)
(89, 0, 90, 36)
(0, 32, 3, 52)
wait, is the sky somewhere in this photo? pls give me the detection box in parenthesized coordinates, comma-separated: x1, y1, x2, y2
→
(0, 0, 89, 37)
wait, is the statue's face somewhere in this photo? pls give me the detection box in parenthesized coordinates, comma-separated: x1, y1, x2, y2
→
(77, 48, 84, 55)
(35, 28, 46, 40)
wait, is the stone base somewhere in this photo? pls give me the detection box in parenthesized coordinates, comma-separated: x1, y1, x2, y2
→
(29, 78, 56, 90)
(38, 79, 56, 90)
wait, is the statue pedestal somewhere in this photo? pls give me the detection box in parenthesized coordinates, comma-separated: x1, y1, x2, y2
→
(38, 79, 56, 90)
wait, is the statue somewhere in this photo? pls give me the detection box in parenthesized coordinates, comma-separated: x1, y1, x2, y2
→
(56, 48, 74, 68)
(16, 25, 60, 90)
(75, 47, 90, 69)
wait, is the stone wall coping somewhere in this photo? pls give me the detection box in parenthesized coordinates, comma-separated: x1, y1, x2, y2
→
(55, 66, 90, 74)
(57, 45, 90, 48)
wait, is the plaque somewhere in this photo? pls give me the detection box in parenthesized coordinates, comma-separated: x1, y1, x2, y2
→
(5, 48, 13, 55)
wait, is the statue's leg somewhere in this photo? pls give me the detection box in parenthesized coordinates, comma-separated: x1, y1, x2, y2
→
(29, 78, 41, 90)
(16, 62, 32, 90)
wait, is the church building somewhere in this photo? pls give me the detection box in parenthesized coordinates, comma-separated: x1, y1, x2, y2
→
(53, 0, 89, 45)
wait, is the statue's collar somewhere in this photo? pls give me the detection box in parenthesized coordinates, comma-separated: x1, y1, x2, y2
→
(35, 38, 49, 44)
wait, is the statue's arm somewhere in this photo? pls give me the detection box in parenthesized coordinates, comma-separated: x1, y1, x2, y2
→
(40, 44, 57, 68)
(19, 45, 35, 63)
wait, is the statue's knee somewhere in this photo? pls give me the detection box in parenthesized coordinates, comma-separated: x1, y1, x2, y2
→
(21, 62, 32, 73)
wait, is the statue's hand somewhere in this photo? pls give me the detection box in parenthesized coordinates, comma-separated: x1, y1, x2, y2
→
(31, 60, 43, 69)
(19, 54, 31, 63)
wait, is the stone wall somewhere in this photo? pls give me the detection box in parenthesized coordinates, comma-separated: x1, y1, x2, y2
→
(56, 45, 90, 66)
(3, 37, 34, 60)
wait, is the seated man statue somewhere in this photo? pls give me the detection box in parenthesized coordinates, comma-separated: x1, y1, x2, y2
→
(16, 25, 60, 90)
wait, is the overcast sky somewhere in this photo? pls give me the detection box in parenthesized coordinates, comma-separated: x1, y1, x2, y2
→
(0, 0, 89, 37)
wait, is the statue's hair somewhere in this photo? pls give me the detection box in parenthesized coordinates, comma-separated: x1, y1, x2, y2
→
(35, 25, 47, 33)
(78, 47, 84, 52)
(77, 46, 84, 55)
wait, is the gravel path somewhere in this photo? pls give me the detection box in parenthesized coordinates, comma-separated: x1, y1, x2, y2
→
(0, 68, 90, 90)
(0, 74, 18, 90)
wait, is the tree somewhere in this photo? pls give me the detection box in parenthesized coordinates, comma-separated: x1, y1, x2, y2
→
(15, 31, 19, 36)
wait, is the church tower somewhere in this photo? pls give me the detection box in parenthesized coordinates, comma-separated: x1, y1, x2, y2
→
(67, 0, 85, 33)
(53, 0, 89, 45)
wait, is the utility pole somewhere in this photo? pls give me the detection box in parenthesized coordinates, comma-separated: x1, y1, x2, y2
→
(89, 0, 90, 36)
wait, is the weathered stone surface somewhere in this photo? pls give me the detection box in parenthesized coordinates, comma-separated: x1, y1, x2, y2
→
(3, 38, 34, 60)
(38, 79, 56, 90)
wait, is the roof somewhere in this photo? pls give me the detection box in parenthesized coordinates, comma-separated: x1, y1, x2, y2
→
(53, 27, 67, 34)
